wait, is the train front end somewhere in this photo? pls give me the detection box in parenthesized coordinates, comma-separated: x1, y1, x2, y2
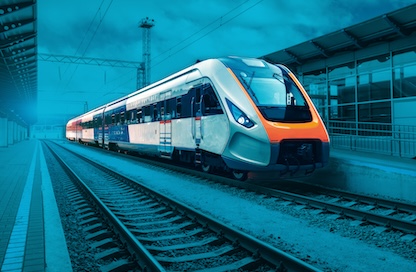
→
(218, 57, 329, 177)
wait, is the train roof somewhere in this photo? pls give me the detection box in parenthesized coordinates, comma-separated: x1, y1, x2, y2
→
(67, 56, 277, 122)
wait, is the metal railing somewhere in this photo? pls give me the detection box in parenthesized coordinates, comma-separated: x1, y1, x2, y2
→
(328, 121, 416, 158)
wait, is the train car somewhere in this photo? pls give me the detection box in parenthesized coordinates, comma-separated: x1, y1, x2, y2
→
(66, 117, 81, 141)
(66, 106, 105, 146)
(66, 56, 330, 180)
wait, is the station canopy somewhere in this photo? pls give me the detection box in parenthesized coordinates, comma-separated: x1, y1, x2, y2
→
(261, 4, 416, 72)
(0, 0, 37, 125)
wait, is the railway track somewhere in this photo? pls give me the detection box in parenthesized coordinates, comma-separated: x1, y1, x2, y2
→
(250, 182, 416, 239)
(42, 142, 143, 271)
(263, 181, 416, 237)
(64, 141, 416, 241)
(44, 140, 320, 271)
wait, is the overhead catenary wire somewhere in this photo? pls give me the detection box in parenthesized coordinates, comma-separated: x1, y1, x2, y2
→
(151, 0, 264, 69)
(58, 0, 263, 99)
(99, 0, 264, 96)
(89, 0, 263, 97)
(151, 0, 252, 61)
(62, 0, 114, 93)
(58, 0, 106, 89)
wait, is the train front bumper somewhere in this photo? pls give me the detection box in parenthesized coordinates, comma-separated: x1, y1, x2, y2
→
(222, 134, 330, 174)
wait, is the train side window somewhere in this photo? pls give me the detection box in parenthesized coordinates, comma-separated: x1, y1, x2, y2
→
(95, 117, 101, 127)
(166, 98, 175, 119)
(116, 113, 120, 125)
(160, 106, 165, 120)
(181, 91, 192, 118)
(195, 87, 201, 103)
(127, 110, 132, 124)
(144, 106, 151, 122)
(131, 110, 137, 124)
(153, 106, 159, 121)
(176, 97, 182, 118)
(120, 112, 125, 124)
(203, 84, 223, 115)
(137, 109, 143, 123)
(111, 114, 115, 124)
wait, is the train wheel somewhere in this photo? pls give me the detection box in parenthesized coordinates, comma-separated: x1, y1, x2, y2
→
(231, 170, 248, 181)
(201, 163, 211, 173)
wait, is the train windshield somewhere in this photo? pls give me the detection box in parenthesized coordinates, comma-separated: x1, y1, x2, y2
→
(237, 65, 312, 123)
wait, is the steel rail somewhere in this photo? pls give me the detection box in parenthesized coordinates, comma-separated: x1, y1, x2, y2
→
(45, 142, 165, 272)
(313, 187, 416, 214)
(52, 140, 322, 272)
(252, 185, 416, 234)
(65, 141, 416, 235)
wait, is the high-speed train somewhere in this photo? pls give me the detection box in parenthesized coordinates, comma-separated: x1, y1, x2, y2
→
(66, 56, 330, 180)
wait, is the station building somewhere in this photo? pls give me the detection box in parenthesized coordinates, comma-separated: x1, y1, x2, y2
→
(262, 4, 416, 158)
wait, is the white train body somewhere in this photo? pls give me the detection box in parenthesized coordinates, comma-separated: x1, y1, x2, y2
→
(66, 57, 330, 178)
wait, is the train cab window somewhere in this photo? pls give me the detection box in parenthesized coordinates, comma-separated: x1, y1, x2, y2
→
(235, 65, 312, 122)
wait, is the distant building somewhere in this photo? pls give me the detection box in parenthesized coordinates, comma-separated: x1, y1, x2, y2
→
(262, 4, 416, 158)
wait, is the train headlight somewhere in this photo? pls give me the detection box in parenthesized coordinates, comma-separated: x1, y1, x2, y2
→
(226, 99, 254, 128)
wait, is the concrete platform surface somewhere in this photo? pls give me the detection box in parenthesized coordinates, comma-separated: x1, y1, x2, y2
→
(303, 147, 416, 202)
(0, 139, 72, 272)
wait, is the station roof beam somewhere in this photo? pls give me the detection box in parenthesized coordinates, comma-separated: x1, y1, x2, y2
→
(341, 29, 364, 49)
(309, 40, 330, 58)
(283, 49, 302, 65)
(0, 0, 37, 125)
(383, 15, 409, 37)
(261, 4, 416, 72)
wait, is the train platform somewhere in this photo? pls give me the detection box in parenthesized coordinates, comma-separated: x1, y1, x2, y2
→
(0, 139, 72, 272)
(302, 147, 416, 203)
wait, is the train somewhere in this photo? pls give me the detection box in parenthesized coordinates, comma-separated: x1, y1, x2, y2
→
(66, 56, 330, 180)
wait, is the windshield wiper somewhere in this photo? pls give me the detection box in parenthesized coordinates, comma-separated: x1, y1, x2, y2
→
(273, 72, 284, 84)
(240, 72, 259, 103)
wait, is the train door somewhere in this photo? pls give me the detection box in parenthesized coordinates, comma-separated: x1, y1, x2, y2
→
(159, 93, 172, 157)
(191, 85, 204, 165)
(191, 86, 203, 146)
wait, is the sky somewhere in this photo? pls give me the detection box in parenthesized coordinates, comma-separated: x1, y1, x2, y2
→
(36, 0, 416, 124)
